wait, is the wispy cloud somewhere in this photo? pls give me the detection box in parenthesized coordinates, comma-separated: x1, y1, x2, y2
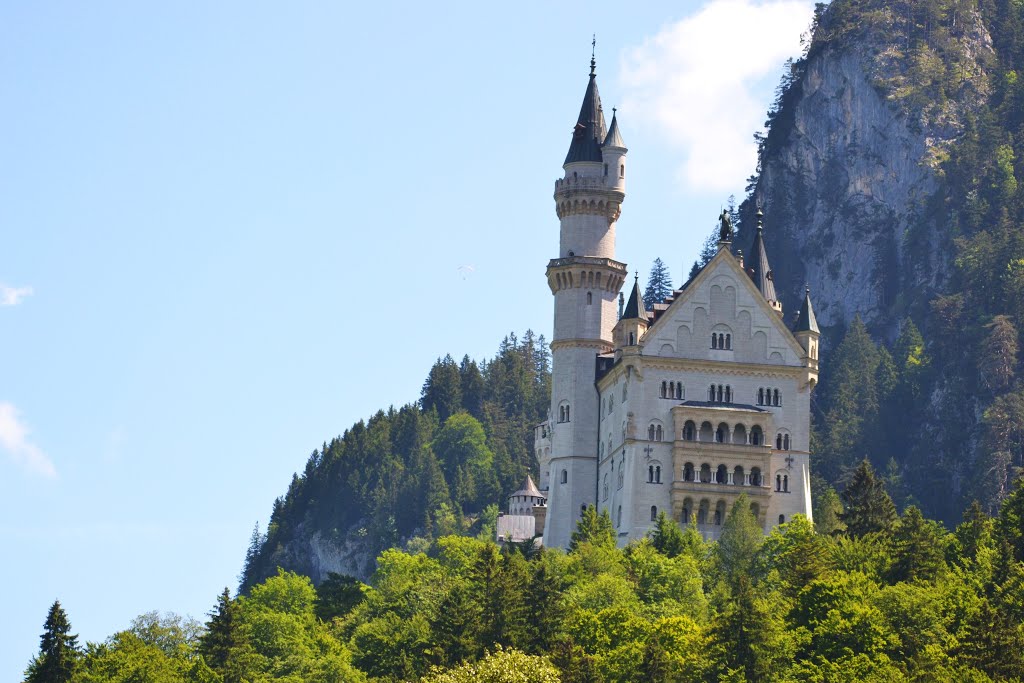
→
(619, 0, 815, 193)
(0, 284, 33, 306)
(0, 402, 56, 477)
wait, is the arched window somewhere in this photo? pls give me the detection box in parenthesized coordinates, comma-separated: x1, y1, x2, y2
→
(750, 468, 762, 487)
(648, 464, 654, 482)
(655, 425, 663, 441)
(716, 464, 727, 484)
(715, 500, 727, 525)
(776, 434, 783, 450)
(676, 383, 683, 399)
(784, 434, 790, 450)
(711, 334, 718, 349)
(651, 505, 658, 522)
(620, 163, 625, 178)
(697, 501, 708, 524)
(725, 386, 732, 403)
(628, 332, 635, 345)
(779, 514, 786, 524)
(717, 385, 724, 403)
(784, 474, 789, 492)
(709, 384, 716, 401)
(758, 388, 764, 405)
(617, 505, 622, 527)
(661, 381, 667, 398)
(566, 405, 570, 421)
(715, 426, 725, 443)
(751, 426, 763, 446)
(655, 465, 661, 483)
(587, 291, 592, 305)
(683, 421, 695, 441)
(683, 462, 695, 482)
(726, 334, 732, 349)
(649, 424, 656, 441)
(719, 333, 726, 349)
(776, 474, 782, 491)
(560, 470, 568, 484)
(773, 389, 780, 406)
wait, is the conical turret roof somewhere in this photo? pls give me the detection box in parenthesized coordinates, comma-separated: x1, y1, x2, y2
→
(513, 475, 542, 497)
(621, 275, 647, 320)
(795, 287, 820, 333)
(747, 210, 778, 304)
(564, 59, 607, 165)
(603, 110, 626, 149)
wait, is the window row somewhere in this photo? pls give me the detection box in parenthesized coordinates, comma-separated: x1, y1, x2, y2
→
(681, 462, 765, 486)
(708, 384, 733, 404)
(682, 420, 765, 446)
(711, 333, 732, 350)
(647, 464, 662, 483)
(757, 387, 782, 406)
(681, 498, 761, 526)
(647, 424, 664, 441)
(660, 381, 684, 399)
(775, 433, 791, 450)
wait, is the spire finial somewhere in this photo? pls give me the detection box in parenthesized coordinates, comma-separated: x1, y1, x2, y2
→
(591, 34, 596, 75)
(635, 271, 639, 283)
(756, 207, 764, 231)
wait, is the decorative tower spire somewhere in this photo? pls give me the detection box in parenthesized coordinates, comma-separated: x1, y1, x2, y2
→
(794, 285, 821, 379)
(747, 208, 782, 314)
(564, 52, 607, 166)
(794, 286, 820, 334)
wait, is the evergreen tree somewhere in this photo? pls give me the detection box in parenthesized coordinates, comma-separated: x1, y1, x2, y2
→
(458, 355, 485, 419)
(199, 588, 248, 683)
(887, 505, 948, 582)
(648, 511, 686, 558)
(979, 315, 1018, 392)
(315, 572, 366, 622)
(643, 258, 673, 309)
(711, 574, 789, 682)
(24, 600, 79, 683)
(996, 476, 1024, 562)
(716, 495, 765, 585)
(238, 521, 263, 592)
(814, 486, 846, 535)
(421, 355, 463, 423)
(569, 507, 615, 551)
(839, 460, 898, 537)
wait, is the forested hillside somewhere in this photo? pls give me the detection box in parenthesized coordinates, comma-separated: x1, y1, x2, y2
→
(730, 0, 1024, 522)
(28, 474, 1024, 682)
(239, 332, 550, 587)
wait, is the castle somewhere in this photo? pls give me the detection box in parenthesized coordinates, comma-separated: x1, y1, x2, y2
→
(524, 57, 820, 549)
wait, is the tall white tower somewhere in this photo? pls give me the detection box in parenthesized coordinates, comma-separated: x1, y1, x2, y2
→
(542, 57, 628, 549)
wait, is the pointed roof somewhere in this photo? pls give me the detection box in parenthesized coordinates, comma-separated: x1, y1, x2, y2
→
(603, 110, 626, 149)
(513, 475, 542, 498)
(621, 274, 647, 321)
(747, 209, 778, 304)
(564, 58, 607, 165)
(794, 287, 820, 333)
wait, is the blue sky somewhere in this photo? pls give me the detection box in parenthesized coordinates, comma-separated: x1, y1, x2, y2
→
(0, 0, 813, 676)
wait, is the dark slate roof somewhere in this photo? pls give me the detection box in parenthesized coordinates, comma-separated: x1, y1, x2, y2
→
(603, 111, 626, 149)
(677, 400, 767, 412)
(747, 211, 778, 304)
(794, 287, 820, 333)
(564, 61, 607, 165)
(621, 276, 647, 320)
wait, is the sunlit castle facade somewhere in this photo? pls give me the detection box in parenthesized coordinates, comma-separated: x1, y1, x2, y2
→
(533, 57, 821, 549)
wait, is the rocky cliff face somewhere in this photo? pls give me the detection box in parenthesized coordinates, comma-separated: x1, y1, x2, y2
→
(740, 5, 994, 342)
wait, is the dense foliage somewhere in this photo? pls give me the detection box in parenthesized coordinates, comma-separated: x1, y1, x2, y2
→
(32, 478, 1024, 682)
(239, 332, 551, 588)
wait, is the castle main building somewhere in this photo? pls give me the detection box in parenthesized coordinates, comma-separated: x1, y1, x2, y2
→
(533, 59, 820, 549)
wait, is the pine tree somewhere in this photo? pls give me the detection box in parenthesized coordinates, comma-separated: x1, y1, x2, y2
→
(648, 511, 686, 558)
(838, 459, 897, 537)
(569, 507, 615, 551)
(458, 355, 485, 419)
(24, 600, 79, 683)
(716, 495, 765, 585)
(887, 505, 947, 582)
(643, 258, 673, 309)
(979, 315, 1018, 392)
(238, 521, 263, 592)
(199, 588, 248, 683)
(421, 355, 463, 423)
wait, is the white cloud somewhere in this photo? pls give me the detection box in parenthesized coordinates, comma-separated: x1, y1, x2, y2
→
(0, 284, 33, 306)
(619, 0, 815, 193)
(0, 402, 56, 477)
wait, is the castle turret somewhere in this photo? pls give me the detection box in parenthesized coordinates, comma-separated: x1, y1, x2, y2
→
(543, 57, 628, 549)
(613, 275, 648, 350)
(794, 286, 820, 383)
(748, 210, 782, 314)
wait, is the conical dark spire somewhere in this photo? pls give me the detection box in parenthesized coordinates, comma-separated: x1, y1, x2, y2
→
(603, 109, 626, 149)
(564, 59, 607, 165)
(622, 274, 647, 320)
(795, 286, 819, 333)
(747, 209, 778, 304)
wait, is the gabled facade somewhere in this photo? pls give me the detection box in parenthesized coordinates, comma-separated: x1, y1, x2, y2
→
(534, 61, 820, 548)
